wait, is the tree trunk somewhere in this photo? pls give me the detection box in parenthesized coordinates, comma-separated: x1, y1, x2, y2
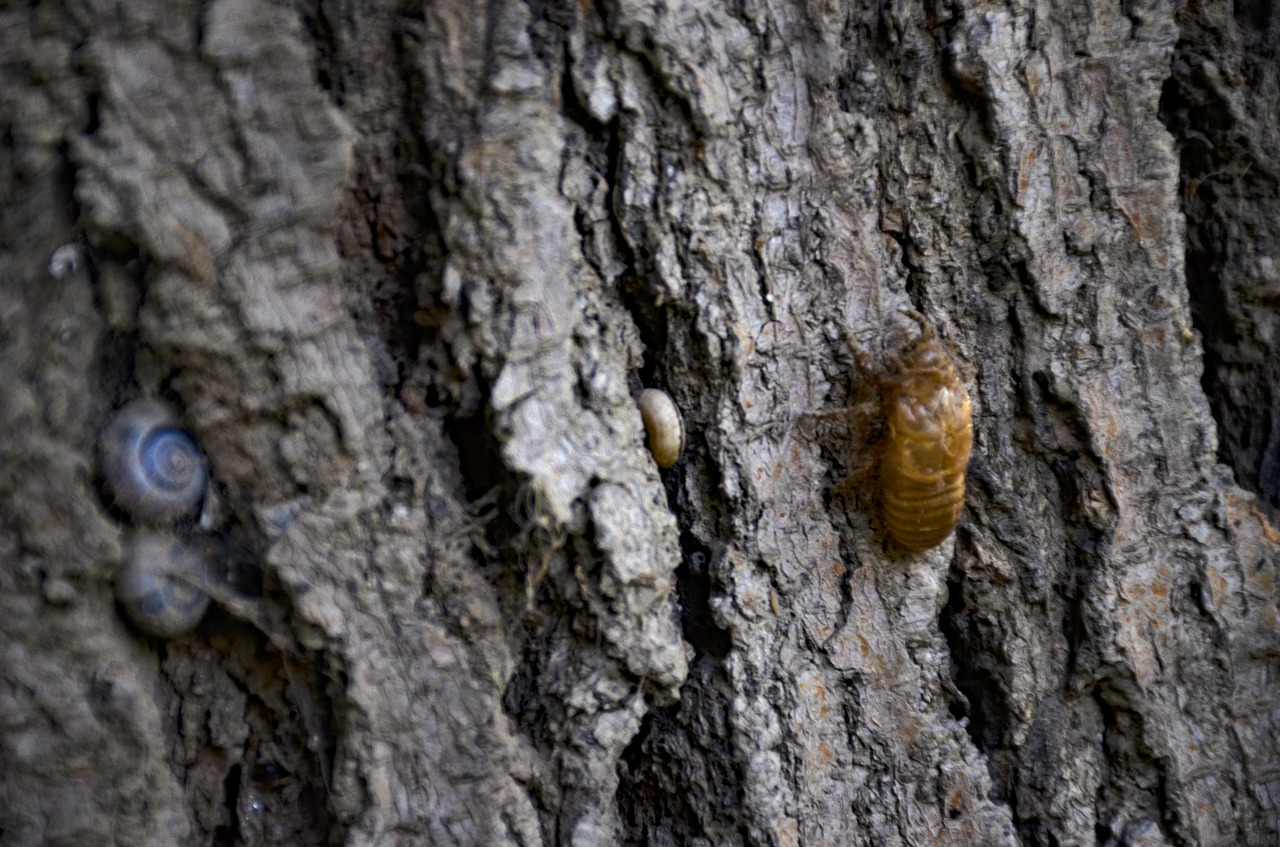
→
(2, 0, 1278, 845)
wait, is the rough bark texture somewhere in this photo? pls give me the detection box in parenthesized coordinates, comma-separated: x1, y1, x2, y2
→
(1, 1, 1278, 846)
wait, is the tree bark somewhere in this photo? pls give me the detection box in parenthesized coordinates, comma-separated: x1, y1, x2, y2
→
(2, 0, 1278, 845)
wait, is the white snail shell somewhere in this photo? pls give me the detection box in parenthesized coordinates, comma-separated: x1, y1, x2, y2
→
(637, 388, 684, 469)
(115, 530, 211, 637)
(48, 243, 85, 280)
(100, 398, 208, 525)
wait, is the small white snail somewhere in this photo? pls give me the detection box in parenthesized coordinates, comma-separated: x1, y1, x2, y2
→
(115, 530, 211, 637)
(637, 388, 684, 469)
(48, 243, 85, 281)
(100, 398, 208, 525)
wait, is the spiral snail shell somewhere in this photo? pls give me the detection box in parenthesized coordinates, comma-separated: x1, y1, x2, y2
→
(115, 530, 211, 637)
(637, 388, 684, 469)
(100, 398, 208, 525)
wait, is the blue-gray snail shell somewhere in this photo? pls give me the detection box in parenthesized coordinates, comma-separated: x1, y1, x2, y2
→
(115, 530, 211, 637)
(100, 398, 208, 525)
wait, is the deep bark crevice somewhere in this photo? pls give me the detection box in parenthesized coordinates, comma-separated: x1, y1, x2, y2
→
(1161, 1, 1280, 516)
(940, 573, 1007, 757)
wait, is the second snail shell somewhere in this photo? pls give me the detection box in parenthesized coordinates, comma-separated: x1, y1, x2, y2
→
(115, 530, 211, 637)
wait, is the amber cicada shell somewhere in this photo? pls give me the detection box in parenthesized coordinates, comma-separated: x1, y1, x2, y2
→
(875, 313, 973, 551)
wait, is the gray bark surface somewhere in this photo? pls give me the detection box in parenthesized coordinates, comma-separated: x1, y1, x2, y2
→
(1, 1, 1277, 845)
